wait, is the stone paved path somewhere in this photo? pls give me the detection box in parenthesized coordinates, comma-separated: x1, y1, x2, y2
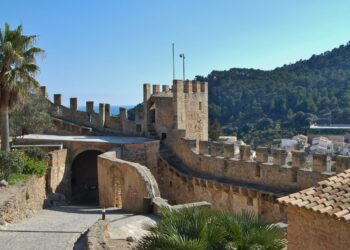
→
(109, 214, 158, 240)
(0, 206, 131, 250)
(107, 214, 159, 249)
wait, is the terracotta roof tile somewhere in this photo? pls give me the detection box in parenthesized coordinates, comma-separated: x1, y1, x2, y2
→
(334, 209, 349, 218)
(278, 169, 350, 222)
(342, 213, 350, 221)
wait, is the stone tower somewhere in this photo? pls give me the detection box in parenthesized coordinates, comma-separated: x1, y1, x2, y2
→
(137, 80, 208, 142)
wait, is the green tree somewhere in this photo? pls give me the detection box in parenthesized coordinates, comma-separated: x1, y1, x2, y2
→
(10, 93, 52, 137)
(0, 23, 44, 151)
(209, 120, 221, 141)
(204, 41, 350, 145)
(219, 211, 285, 250)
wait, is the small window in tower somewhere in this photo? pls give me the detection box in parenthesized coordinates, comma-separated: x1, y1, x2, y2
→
(136, 124, 142, 132)
(199, 102, 202, 110)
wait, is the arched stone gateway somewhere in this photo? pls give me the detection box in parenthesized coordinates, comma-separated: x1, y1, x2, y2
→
(71, 150, 104, 204)
(98, 151, 161, 213)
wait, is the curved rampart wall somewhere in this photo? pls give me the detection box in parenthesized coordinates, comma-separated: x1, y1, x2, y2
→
(150, 154, 286, 223)
(98, 151, 161, 213)
(168, 129, 349, 193)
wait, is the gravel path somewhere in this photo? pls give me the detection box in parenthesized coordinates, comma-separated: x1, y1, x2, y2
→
(0, 206, 129, 250)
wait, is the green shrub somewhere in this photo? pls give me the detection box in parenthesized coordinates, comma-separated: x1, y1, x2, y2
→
(0, 150, 47, 182)
(137, 207, 286, 250)
(0, 151, 26, 180)
(8, 173, 30, 185)
(23, 159, 47, 176)
(23, 147, 47, 161)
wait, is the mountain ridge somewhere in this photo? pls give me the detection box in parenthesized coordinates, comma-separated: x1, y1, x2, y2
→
(196, 41, 350, 144)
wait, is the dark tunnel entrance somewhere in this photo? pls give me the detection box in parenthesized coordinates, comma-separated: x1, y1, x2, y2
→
(71, 150, 103, 205)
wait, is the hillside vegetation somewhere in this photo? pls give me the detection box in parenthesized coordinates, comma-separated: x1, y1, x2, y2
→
(197, 42, 350, 145)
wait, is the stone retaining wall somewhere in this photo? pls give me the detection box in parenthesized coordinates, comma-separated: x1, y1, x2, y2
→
(0, 175, 46, 224)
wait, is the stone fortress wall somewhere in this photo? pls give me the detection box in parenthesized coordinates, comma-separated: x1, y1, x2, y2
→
(146, 129, 350, 222)
(36, 80, 350, 223)
(171, 131, 350, 192)
(39, 86, 136, 135)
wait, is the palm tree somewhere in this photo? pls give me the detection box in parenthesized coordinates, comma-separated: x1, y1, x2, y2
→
(137, 207, 226, 250)
(218, 211, 286, 250)
(0, 23, 44, 151)
(136, 207, 285, 250)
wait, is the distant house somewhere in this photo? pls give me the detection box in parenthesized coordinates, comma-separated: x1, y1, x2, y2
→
(310, 136, 333, 155)
(278, 169, 350, 250)
(292, 134, 308, 147)
(280, 139, 298, 149)
(280, 134, 308, 150)
(309, 124, 348, 143)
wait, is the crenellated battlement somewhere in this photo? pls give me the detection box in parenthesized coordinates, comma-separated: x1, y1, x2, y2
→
(39, 86, 143, 136)
(143, 83, 172, 101)
(142, 80, 207, 100)
(173, 80, 208, 94)
(168, 129, 349, 193)
(138, 80, 208, 141)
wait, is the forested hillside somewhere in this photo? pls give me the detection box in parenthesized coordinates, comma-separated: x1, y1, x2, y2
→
(196, 42, 350, 145)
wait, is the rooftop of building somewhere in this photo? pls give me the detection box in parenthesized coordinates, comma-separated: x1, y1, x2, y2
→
(310, 124, 350, 130)
(278, 169, 350, 222)
(18, 134, 155, 144)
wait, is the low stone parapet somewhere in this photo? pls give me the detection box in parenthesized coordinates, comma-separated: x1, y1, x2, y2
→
(85, 219, 110, 250)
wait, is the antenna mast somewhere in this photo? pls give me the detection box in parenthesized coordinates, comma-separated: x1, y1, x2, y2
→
(172, 43, 175, 80)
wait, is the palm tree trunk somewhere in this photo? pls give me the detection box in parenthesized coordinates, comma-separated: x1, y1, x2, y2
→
(0, 95, 10, 151)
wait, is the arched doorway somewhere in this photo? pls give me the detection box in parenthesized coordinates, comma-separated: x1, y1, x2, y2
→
(71, 150, 103, 205)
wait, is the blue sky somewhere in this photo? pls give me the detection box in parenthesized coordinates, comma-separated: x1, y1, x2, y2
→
(2, 1, 350, 106)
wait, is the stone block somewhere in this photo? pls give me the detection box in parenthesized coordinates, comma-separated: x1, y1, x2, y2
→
(273, 148, 288, 166)
(192, 80, 201, 92)
(200, 82, 207, 92)
(54, 94, 62, 106)
(152, 84, 160, 94)
(184, 80, 192, 93)
(105, 104, 110, 117)
(313, 154, 329, 172)
(239, 145, 251, 161)
(336, 155, 350, 173)
(256, 147, 268, 162)
(86, 101, 94, 113)
(223, 143, 235, 159)
(70, 98, 77, 111)
(143, 83, 151, 101)
(292, 150, 306, 168)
